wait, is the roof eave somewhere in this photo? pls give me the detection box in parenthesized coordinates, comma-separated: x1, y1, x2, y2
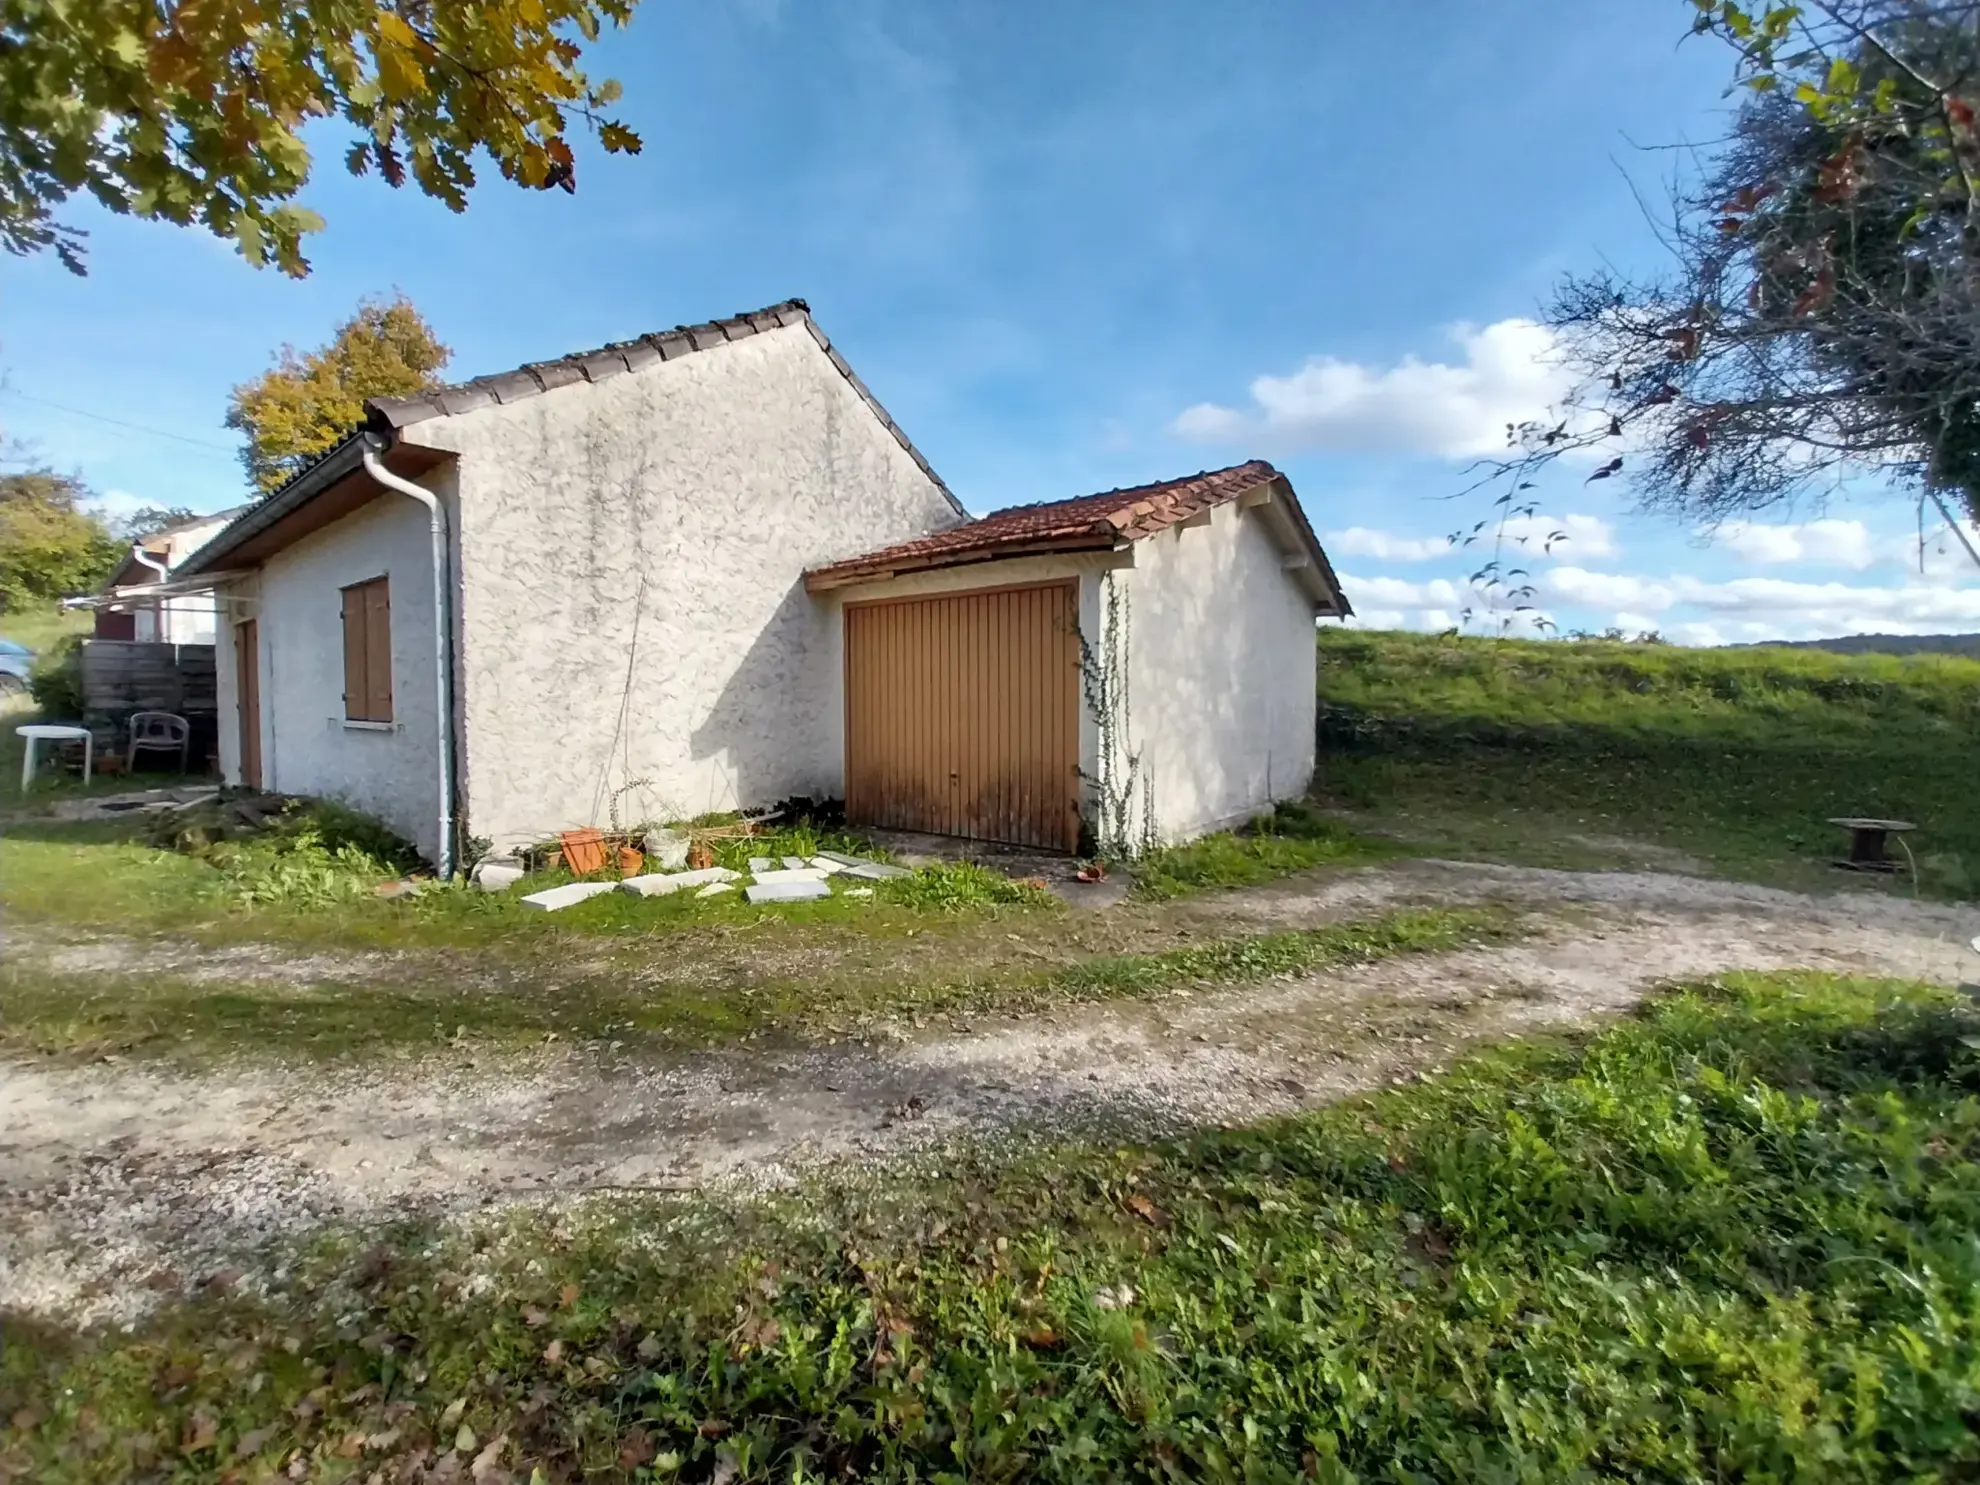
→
(804, 531, 1117, 592)
(1259, 474, 1352, 617)
(178, 434, 374, 577)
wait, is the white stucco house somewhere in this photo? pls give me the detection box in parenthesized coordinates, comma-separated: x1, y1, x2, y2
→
(92, 509, 244, 644)
(175, 299, 1349, 870)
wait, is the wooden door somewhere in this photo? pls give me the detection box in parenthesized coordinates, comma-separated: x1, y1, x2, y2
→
(235, 619, 262, 790)
(844, 580, 1080, 851)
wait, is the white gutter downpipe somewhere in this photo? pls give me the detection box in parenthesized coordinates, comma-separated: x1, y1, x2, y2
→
(132, 546, 171, 639)
(361, 435, 457, 880)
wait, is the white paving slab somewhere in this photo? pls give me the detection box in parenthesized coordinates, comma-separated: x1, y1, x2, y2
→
(749, 867, 827, 886)
(808, 856, 846, 875)
(747, 857, 773, 873)
(617, 866, 739, 897)
(519, 882, 618, 912)
(472, 862, 525, 893)
(781, 856, 807, 870)
(745, 879, 831, 904)
(695, 882, 735, 898)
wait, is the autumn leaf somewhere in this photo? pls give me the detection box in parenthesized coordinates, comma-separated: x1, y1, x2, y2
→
(599, 121, 643, 154)
(618, 1429, 657, 1468)
(1126, 1193, 1169, 1227)
(181, 1411, 218, 1453)
(558, 1282, 579, 1309)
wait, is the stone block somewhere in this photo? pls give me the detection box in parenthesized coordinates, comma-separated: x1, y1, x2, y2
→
(520, 882, 617, 912)
(745, 879, 830, 904)
(618, 867, 738, 897)
(473, 861, 525, 893)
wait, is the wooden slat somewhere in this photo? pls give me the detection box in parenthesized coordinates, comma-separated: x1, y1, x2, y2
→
(237, 620, 262, 790)
(341, 585, 368, 719)
(364, 578, 394, 722)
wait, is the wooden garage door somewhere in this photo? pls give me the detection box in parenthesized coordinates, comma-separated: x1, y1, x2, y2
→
(845, 580, 1080, 851)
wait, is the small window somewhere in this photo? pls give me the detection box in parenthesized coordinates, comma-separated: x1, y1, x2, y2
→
(340, 576, 393, 723)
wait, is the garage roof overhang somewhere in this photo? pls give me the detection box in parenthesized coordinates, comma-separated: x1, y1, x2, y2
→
(805, 462, 1351, 617)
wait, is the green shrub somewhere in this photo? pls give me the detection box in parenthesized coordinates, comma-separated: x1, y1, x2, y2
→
(195, 801, 418, 908)
(25, 633, 82, 720)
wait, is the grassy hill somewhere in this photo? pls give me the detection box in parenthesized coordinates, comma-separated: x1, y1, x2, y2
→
(1315, 628, 1980, 896)
(1739, 631, 1980, 659)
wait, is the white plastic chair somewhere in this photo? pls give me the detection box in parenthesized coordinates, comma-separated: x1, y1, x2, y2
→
(126, 710, 190, 773)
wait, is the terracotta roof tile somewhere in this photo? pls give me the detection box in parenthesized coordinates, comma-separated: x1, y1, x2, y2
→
(804, 461, 1296, 589)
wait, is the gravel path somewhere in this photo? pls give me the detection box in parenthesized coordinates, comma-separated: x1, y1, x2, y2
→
(4, 861, 1976, 1325)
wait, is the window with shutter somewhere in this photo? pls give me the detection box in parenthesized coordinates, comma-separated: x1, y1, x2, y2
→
(339, 576, 393, 723)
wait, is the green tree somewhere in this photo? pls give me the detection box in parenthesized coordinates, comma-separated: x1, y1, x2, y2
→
(0, 468, 120, 612)
(1, 0, 644, 277)
(227, 295, 451, 495)
(119, 505, 201, 541)
(1470, 2, 1980, 558)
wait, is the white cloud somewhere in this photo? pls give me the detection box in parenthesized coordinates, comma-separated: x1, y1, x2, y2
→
(1324, 527, 1451, 562)
(1542, 564, 1980, 641)
(82, 488, 156, 520)
(1341, 573, 1466, 609)
(1671, 621, 1729, 647)
(1499, 512, 1618, 560)
(1330, 511, 1617, 565)
(1343, 608, 1408, 630)
(1714, 518, 1876, 569)
(1544, 567, 1677, 613)
(1173, 318, 1570, 459)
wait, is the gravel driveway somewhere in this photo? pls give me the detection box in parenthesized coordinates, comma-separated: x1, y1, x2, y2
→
(5, 860, 1976, 1325)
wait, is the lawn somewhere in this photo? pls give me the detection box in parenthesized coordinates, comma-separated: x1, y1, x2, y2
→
(7, 971, 1976, 1482)
(0, 599, 89, 659)
(1315, 628, 1980, 896)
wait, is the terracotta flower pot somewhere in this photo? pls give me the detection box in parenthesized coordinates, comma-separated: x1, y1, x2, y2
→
(687, 842, 715, 870)
(617, 845, 644, 876)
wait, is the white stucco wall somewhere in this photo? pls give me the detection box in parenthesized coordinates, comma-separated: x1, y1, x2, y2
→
(1114, 498, 1319, 843)
(410, 322, 959, 853)
(218, 490, 447, 861)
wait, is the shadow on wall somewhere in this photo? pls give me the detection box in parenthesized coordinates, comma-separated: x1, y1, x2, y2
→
(689, 578, 832, 810)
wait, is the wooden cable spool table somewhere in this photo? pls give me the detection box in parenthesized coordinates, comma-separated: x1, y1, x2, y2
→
(1828, 817, 1916, 873)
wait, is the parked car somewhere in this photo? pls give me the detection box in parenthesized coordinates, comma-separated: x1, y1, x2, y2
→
(0, 638, 34, 699)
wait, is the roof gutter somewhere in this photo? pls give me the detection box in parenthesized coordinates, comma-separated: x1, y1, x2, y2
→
(180, 433, 371, 577)
(361, 434, 457, 882)
(62, 571, 256, 609)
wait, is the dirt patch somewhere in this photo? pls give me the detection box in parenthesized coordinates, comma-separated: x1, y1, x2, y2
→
(4, 862, 1977, 1325)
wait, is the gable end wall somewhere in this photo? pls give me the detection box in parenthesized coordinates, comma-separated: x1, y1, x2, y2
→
(415, 322, 959, 851)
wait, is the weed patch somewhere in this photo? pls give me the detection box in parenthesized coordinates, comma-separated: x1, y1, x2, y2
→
(1135, 799, 1393, 898)
(7, 974, 1977, 1481)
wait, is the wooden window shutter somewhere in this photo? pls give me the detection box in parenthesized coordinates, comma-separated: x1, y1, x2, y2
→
(364, 579, 393, 722)
(340, 576, 393, 723)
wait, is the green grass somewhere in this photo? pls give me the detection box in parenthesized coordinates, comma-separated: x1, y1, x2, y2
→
(1133, 799, 1397, 899)
(0, 600, 89, 658)
(8, 972, 1977, 1482)
(0, 907, 1510, 1066)
(1317, 628, 1980, 895)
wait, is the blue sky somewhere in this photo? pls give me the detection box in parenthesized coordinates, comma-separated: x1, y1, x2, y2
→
(4, 0, 1977, 643)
